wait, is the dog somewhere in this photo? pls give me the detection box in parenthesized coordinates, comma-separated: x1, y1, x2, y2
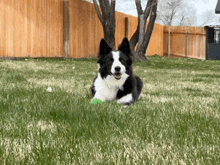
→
(91, 37, 143, 105)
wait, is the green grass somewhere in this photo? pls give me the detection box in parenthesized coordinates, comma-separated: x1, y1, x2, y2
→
(0, 56, 220, 164)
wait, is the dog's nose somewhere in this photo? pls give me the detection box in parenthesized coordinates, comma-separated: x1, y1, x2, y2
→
(115, 66, 121, 72)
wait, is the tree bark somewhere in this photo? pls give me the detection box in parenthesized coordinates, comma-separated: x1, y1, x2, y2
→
(93, 0, 116, 49)
(135, 14, 147, 61)
(103, 22, 115, 49)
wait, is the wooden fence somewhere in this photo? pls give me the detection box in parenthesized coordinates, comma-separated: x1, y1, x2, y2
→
(0, 0, 64, 58)
(0, 0, 207, 59)
(164, 26, 206, 59)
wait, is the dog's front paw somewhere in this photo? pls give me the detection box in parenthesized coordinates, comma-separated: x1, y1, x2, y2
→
(117, 99, 133, 106)
(120, 102, 133, 106)
(117, 94, 133, 105)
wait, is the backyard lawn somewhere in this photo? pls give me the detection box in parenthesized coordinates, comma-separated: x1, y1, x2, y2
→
(0, 56, 219, 164)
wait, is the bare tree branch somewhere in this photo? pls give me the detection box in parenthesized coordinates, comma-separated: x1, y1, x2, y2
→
(199, 10, 218, 26)
(103, 0, 110, 10)
(143, 0, 153, 20)
(156, 0, 196, 26)
(135, 0, 143, 16)
(137, 14, 145, 51)
(93, 0, 103, 23)
(99, 0, 109, 19)
(143, 0, 158, 47)
(110, 0, 116, 23)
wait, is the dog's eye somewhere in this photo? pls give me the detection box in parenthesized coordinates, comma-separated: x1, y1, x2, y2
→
(120, 58, 124, 62)
(110, 58, 114, 62)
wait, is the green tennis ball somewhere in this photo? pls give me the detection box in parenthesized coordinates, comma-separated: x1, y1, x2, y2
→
(90, 99, 103, 105)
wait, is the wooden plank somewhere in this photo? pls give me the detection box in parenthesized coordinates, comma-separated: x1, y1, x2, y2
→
(32, 0, 38, 57)
(13, 0, 18, 57)
(27, 0, 32, 57)
(21, 0, 28, 57)
(7, 0, 15, 57)
(69, 0, 74, 57)
(147, 23, 164, 56)
(59, 0, 64, 57)
(51, 0, 57, 57)
(46, 0, 52, 57)
(70, 0, 81, 58)
(35, 0, 41, 57)
(0, 0, 6, 56)
(41, 0, 47, 57)
(64, 0, 70, 57)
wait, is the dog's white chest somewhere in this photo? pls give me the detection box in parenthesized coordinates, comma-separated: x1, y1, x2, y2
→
(93, 74, 126, 101)
(97, 85, 118, 101)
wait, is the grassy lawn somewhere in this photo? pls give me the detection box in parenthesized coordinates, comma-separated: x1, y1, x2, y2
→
(0, 56, 220, 164)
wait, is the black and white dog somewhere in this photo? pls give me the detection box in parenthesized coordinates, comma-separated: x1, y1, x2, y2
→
(91, 38, 143, 105)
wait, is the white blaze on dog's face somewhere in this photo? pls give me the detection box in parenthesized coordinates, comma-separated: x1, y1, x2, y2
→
(111, 51, 126, 80)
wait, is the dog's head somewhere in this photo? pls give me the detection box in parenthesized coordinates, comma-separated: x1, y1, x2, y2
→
(97, 38, 133, 80)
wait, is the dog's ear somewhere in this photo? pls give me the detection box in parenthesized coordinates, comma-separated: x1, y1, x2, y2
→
(99, 39, 112, 56)
(118, 37, 131, 55)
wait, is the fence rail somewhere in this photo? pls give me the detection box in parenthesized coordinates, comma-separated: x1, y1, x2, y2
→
(0, 0, 207, 59)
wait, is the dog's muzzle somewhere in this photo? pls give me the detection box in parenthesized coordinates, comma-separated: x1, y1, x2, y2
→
(113, 72, 122, 80)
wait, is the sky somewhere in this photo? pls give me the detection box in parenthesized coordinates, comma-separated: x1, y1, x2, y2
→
(115, 0, 219, 26)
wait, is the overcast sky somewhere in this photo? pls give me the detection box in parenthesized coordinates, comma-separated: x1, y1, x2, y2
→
(115, 0, 219, 26)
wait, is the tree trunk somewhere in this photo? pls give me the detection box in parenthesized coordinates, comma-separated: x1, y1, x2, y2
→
(134, 51, 148, 61)
(130, 0, 158, 61)
(103, 20, 115, 49)
(135, 14, 147, 61)
(93, 0, 116, 49)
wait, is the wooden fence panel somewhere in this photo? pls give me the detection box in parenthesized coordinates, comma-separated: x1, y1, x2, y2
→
(164, 26, 206, 59)
(147, 23, 164, 56)
(0, 0, 6, 56)
(0, 0, 64, 58)
(116, 12, 127, 48)
(3, 0, 15, 57)
(69, 0, 103, 58)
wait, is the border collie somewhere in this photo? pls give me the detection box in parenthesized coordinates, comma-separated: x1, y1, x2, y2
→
(91, 38, 143, 105)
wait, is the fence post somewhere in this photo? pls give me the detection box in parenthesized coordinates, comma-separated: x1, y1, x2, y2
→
(168, 26, 171, 57)
(185, 26, 189, 58)
(64, 0, 70, 57)
(125, 17, 129, 38)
